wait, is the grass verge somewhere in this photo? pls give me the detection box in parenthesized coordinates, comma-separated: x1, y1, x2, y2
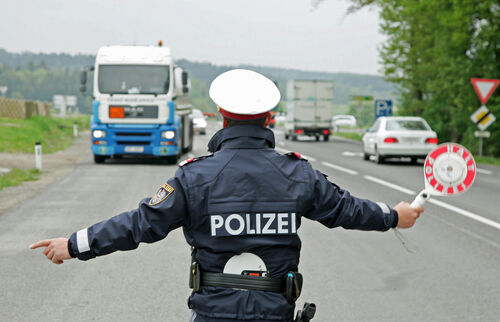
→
(0, 168, 42, 191)
(331, 131, 363, 141)
(0, 115, 89, 153)
(475, 156, 500, 167)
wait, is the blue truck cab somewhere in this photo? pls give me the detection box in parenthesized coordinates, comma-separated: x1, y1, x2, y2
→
(81, 45, 193, 164)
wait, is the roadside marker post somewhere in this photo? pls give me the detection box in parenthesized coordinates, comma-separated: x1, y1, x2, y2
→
(470, 78, 499, 156)
(35, 142, 42, 171)
(73, 122, 78, 137)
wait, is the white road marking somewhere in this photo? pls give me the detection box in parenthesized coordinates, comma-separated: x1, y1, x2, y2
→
(363, 175, 416, 195)
(476, 168, 492, 175)
(321, 162, 358, 175)
(300, 154, 316, 162)
(429, 198, 500, 231)
(342, 151, 364, 157)
(274, 147, 317, 162)
(278, 142, 285, 146)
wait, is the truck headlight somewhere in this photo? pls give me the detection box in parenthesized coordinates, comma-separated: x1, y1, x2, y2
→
(93, 130, 106, 138)
(162, 131, 175, 139)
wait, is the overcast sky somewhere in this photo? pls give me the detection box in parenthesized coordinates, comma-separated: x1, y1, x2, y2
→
(1, 0, 384, 75)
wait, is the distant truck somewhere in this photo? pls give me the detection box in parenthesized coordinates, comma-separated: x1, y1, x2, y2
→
(284, 80, 334, 141)
(80, 45, 193, 164)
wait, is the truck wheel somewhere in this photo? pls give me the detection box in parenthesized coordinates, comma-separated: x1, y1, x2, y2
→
(315, 135, 320, 141)
(94, 155, 106, 164)
(285, 134, 289, 140)
(323, 135, 329, 142)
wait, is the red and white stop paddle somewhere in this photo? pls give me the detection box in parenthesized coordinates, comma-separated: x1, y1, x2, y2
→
(411, 143, 476, 207)
(395, 143, 477, 252)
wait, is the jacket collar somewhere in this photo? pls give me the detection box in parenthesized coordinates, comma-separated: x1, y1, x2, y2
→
(208, 124, 276, 152)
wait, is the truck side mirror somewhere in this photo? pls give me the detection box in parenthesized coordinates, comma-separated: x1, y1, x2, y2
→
(80, 70, 87, 93)
(182, 71, 189, 94)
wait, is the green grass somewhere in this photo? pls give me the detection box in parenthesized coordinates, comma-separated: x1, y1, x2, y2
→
(331, 131, 363, 141)
(0, 168, 42, 191)
(475, 156, 500, 167)
(0, 115, 89, 153)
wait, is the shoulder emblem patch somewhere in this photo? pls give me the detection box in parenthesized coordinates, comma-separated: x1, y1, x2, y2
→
(178, 154, 213, 167)
(149, 183, 174, 206)
(178, 157, 195, 167)
(285, 151, 308, 161)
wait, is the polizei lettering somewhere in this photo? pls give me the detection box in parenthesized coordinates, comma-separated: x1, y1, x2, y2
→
(210, 213, 297, 237)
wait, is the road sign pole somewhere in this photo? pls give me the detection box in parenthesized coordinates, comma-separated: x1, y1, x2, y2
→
(479, 137, 483, 157)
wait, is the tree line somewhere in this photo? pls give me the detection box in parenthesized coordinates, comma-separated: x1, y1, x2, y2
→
(348, 0, 500, 156)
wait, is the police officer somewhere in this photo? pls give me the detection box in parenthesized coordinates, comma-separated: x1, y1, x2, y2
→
(30, 69, 423, 322)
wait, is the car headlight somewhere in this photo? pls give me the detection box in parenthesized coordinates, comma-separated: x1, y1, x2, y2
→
(162, 130, 175, 139)
(93, 130, 106, 138)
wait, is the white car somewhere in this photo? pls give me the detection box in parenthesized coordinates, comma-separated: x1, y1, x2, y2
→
(332, 115, 357, 128)
(362, 116, 438, 164)
(190, 109, 207, 135)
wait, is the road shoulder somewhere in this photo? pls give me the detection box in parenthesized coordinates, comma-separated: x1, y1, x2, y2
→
(0, 132, 89, 215)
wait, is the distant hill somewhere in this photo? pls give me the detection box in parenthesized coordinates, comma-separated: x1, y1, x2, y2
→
(0, 48, 398, 111)
(0, 49, 94, 70)
(176, 59, 397, 103)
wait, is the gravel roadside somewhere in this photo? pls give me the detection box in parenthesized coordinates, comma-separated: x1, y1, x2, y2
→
(0, 132, 90, 215)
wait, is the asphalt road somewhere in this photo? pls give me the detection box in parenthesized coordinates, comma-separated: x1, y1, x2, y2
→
(1, 122, 499, 321)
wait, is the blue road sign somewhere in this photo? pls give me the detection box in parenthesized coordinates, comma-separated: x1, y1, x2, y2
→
(375, 100, 393, 118)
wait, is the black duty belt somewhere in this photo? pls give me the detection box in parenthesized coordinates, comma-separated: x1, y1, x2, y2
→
(201, 272, 285, 292)
(189, 260, 303, 303)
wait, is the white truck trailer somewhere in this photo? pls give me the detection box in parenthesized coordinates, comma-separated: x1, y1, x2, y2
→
(80, 45, 193, 163)
(284, 80, 334, 141)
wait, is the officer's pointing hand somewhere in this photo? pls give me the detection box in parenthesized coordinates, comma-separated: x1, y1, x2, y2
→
(30, 238, 72, 264)
(394, 201, 423, 229)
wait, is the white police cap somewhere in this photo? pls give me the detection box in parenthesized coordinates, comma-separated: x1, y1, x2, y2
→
(209, 69, 280, 115)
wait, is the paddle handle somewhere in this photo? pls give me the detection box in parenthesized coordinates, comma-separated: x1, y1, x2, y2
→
(410, 190, 431, 208)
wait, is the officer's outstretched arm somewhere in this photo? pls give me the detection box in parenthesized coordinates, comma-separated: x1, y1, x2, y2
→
(304, 170, 400, 231)
(31, 177, 188, 263)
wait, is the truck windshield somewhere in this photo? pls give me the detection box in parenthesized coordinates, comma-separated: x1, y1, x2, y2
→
(98, 65, 170, 95)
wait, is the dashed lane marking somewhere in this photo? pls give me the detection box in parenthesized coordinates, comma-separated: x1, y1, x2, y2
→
(321, 162, 358, 175)
(476, 168, 492, 175)
(363, 175, 416, 195)
(429, 198, 500, 231)
(342, 151, 364, 157)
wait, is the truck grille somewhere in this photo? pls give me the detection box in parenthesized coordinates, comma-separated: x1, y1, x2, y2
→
(116, 141, 150, 146)
(115, 132, 151, 137)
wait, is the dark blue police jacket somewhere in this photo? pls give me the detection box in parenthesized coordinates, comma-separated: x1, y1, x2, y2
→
(68, 124, 398, 321)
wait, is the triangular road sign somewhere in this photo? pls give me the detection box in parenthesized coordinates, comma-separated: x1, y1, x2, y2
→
(471, 78, 499, 104)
